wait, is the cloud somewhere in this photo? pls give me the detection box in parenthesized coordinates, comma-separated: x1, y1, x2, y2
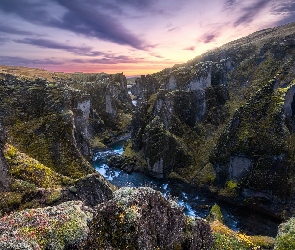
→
(271, 1, 295, 25)
(72, 55, 143, 65)
(54, 0, 150, 50)
(223, 0, 237, 10)
(0, 0, 54, 25)
(233, 0, 270, 27)
(183, 46, 195, 51)
(0, 0, 151, 50)
(0, 56, 63, 66)
(272, 1, 295, 14)
(0, 24, 34, 35)
(167, 27, 180, 32)
(202, 34, 217, 43)
(149, 52, 164, 58)
(0, 38, 9, 44)
(14, 38, 102, 57)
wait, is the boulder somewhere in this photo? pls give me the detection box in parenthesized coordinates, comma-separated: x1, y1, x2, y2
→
(62, 172, 115, 206)
(84, 187, 213, 250)
(0, 201, 92, 250)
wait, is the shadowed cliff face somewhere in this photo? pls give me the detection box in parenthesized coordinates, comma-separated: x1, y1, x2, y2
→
(127, 21, 295, 217)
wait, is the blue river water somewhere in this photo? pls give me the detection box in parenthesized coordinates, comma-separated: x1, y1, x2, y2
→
(93, 141, 280, 236)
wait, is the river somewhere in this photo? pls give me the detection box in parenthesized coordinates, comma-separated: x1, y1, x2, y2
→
(93, 141, 280, 237)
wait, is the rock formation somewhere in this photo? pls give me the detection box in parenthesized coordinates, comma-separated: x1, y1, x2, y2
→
(0, 69, 133, 179)
(84, 187, 213, 250)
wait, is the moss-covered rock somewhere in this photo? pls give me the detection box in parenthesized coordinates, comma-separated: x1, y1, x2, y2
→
(206, 204, 224, 223)
(84, 187, 213, 250)
(0, 201, 92, 250)
(4, 144, 73, 188)
(274, 217, 295, 250)
(211, 220, 275, 250)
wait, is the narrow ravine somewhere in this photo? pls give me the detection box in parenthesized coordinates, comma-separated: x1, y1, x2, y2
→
(93, 141, 281, 237)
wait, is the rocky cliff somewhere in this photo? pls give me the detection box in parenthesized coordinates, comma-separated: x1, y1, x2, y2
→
(126, 21, 295, 218)
(0, 67, 133, 179)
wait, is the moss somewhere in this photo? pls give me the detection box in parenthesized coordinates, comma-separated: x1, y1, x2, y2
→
(0, 201, 91, 249)
(89, 136, 108, 149)
(218, 180, 239, 198)
(195, 163, 216, 187)
(274, 217, 295, 250)
(4, 144, 74, 188)
(206, 204, 224, 223)
(210, 220, 275, 250)
(85, 187, 213, 249)
(45, 189, 62, 205)
(10, 179, 37, 193)
(0, 192, 23, 212)
(6, 114, 93, 179)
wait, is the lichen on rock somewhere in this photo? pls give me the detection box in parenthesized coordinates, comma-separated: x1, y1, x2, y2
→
(0, 201, 92, 250)
(84, 187, 213, 250)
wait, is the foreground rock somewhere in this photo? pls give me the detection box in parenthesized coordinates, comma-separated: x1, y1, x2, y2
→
(274, 217, 295, 249)
(0, 201, 92, 250)
(84, 187, 213, 250)
(1, 143, 115, 214)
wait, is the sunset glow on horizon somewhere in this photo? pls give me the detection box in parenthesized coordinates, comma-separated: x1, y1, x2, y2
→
(0, 0, 295, 76)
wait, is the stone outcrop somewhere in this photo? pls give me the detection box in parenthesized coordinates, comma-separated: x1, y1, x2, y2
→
(62, 172, 115, 207)
(274, 217, 295, 249)
(0, 71, 133, 179)
(0, 201, 92, 250)
(84, 187, 213, 250)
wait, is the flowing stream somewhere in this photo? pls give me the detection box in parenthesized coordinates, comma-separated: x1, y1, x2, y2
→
(93, 141, 280, 237)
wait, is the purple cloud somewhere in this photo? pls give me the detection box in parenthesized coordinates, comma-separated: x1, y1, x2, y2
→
(233, 0, 269, 27)
(272, 2, 295, 25)
(167, 27, 180, 32)
(202, 34, 216, 43)
(0, 38, 9, 44)
(14, 38, 102, 57)
(72, 55, 142, 65)
(0, 0, 151, 50)
(183, 46, 195, 51)
(0, 56, 63, 66)
(223, 0, 236, 10)
(0, 24, 34, 35)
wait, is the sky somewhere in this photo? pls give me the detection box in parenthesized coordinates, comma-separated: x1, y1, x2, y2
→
(0, 0, 295, 76)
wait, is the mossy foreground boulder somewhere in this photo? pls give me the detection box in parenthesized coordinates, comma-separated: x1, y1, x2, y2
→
(274, 217, 295, 250)
(84, 187, 213, 250)
(0, 201, 92, 250)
